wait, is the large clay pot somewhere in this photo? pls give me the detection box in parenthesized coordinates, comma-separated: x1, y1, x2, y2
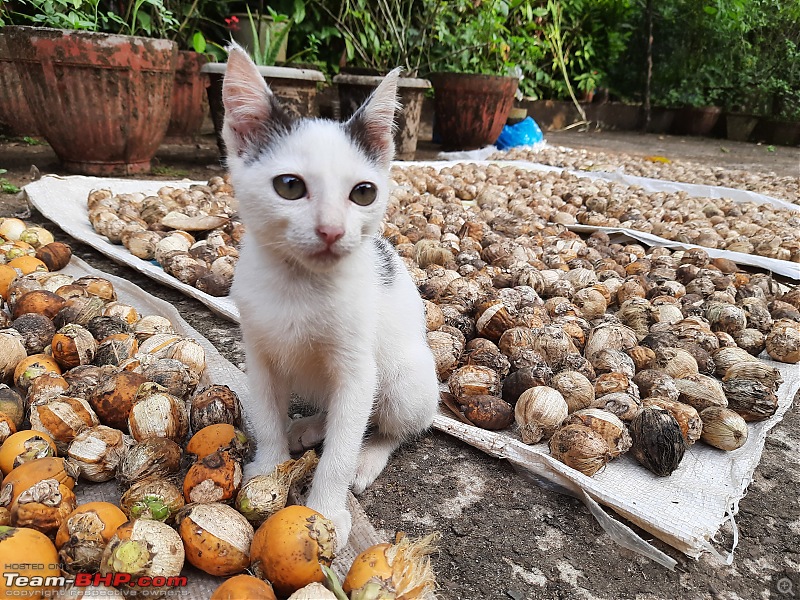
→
(167, 51, 208, 138)
(643, 107, 677, 134)
(429, 72, 518, 150)
(0, 32, 39, 136)
(4, 26, 177, 175)
(724, 112, 759, 142)
(671, 106, 722, 137)
(202, 62, 325, 156)
(333, 72, 431, 160)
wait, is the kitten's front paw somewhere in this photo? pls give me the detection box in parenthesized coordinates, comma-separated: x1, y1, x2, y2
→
(308, 502, 352, 551)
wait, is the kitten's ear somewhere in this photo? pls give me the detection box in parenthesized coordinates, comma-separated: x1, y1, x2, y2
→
(222, 45, 291, 157)
(346, 67, 401, 166)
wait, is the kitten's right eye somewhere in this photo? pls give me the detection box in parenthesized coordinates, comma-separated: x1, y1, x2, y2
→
(273, 175, 307, 200)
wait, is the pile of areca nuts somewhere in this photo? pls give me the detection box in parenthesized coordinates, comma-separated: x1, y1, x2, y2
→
(86, 163, 800, 481)
(387, 163, 799, 478)
(492, 145, 800, 206)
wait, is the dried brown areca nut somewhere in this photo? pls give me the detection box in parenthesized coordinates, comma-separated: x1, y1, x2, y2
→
(188, 385, 243, 433)
(629, 407, 686, 477)
(35, 242, 72, 271)
(12, 289, 66, 321)
(10, 313, 56, 355)
(67, 425, 133, 482)
(548, 424, 612, 476)
(0, 385, 26, 429)
(501, 363, 553, 405)
(134, 315, 175, 342)
(642, 397, 702, 445)
(722, 361, 783, 391)
(590, 349, 636, 378)
(464, 343, 511, 379)
(474, 300, 515, 341)
(449, 365, 500, 399)
(627, 345, 656, 371)
(423, 300, 445, 331)
(74, 276, 116, 301)
(712, 346, 759, 377)
(722, 379, 779, 422)
(514, 386, 568, 444)
(54, 295, 106, 329)
(594, 372, 636, 398)
(427, 330, 464, 380)
(675, 373, 727, 411)
(460, 395, 514, 430)
(765, 319, 800, 364)
(30, 395, 100, 453)
(117, 437, 183, 488)
(655, 347, 699, 379)
(550, 371, 598, 413)
(584, 322, 638, 362)
(699, 407, 748, 451)
(566, 408, 632, 457)
(0, 330, 28, 384)
(86, 315, 133, 341)
(128, 391, 189, 444)
(598, 392, 641, 421)
(633, 369, 680, 402)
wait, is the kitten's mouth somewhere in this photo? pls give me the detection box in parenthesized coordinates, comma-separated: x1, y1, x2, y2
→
(310, 247, 341, 261)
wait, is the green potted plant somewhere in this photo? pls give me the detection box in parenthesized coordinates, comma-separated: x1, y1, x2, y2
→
(200, 4, 325, 156)
(315, 0, 437, 159)
(424, 0, 524, 150)
(1, 0, 181, 175)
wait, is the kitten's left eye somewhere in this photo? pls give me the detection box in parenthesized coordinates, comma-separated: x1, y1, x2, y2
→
(273, 175, 307, 200)
(349, 182, 377, 206)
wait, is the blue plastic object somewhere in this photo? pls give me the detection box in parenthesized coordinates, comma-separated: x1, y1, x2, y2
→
(495, 116, 544, 150)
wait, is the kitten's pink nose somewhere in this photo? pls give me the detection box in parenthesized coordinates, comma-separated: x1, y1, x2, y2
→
(316, 225, 344, 246)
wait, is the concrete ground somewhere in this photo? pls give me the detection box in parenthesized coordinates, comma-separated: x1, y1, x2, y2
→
(1, 127, 798, 600)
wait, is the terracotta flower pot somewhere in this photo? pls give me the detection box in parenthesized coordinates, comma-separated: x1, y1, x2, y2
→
(0, 32, 39, 136)
(429, 72, 518, 150)
(725, 113, 759, 142)
(643, 107, 676, 134)
(333, 72, 431, 160)
(167, 51, 209, 138)
(4, 26, 177, 176)
(202, 62, 325, 156)
(671, 106, 722, 137)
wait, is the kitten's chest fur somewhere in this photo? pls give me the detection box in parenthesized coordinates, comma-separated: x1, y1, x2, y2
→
(233, 238, 378, 394)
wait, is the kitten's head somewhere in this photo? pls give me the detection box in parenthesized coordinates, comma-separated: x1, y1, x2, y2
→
(221, 46, 400, 273)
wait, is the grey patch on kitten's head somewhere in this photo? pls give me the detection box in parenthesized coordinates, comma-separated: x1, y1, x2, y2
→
(372, 236, 398, 286)
(221, 45, 296, 162)
(222, 48, 401, 170)
(344, 68, 402, 167)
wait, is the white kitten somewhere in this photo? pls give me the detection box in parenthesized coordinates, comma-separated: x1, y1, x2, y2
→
(221, 47, 439, 547)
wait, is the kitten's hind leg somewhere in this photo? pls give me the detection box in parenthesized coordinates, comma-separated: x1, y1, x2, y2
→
(288, 412, 326, 455)
(352, 360, 439, 494)
(351, 432, 401, 495)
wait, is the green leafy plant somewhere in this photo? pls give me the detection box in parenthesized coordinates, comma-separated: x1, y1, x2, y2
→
(206, 3, 306, 66)
(242, 5, 293, 66)
(312, 0, 440, 75)
(0, 170, 21, 194)
(4, 0, 181, 37)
